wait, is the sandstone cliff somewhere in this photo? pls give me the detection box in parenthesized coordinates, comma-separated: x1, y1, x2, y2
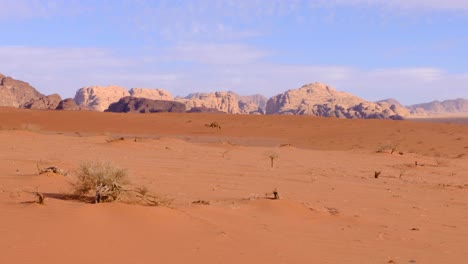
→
(129, 88, 173, 101)
(74, 85, 130, 111)
(175, 91, 264, 114)
(266, 83, 407, 119)
(0, 73, 44, 107)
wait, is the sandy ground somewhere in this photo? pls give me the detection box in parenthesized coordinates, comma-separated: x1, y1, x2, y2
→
(1, 107, 468, 264)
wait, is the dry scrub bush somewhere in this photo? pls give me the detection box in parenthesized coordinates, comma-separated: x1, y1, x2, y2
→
(73, 161, 129, 203)
(376, 142, 399, 154)
(72, 161, 170, 206)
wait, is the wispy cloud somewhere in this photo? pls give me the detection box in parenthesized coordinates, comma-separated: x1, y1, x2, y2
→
(162, 43, 270, 65)
(0, 0, 87, 20)
(1, 45, 466, 104)
(325, 0, 468, 11)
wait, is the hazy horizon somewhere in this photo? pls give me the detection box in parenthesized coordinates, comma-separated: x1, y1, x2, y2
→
(1, 0, 467, 105)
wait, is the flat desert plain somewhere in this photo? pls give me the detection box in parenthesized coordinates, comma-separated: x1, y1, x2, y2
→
(1, 107, 468, 264)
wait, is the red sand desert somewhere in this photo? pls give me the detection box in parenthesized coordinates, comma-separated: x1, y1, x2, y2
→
(1, 108, 468, 263)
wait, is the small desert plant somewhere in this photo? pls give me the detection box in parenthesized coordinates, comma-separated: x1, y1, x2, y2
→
(269, 152, 279, 168)
(34, 187, 45, 205)
(37, 164, 68, 176)
(374, 170, 381, 179)
(24, 187, 45, 205)
(376, 142, 399, 154)
(36, 192, 45, 204)
(205, 122, 221, 129)
(192, 200, 210, 205)
(272, 188, 279, 199)
(266, 188, 280, 199)
(106, 137, 125, 143)
(73, 161, 129, 203)
(132, 186, 172, 206)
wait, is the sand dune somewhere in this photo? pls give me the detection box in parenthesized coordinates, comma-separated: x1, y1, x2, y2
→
(1, 107, 468, 263)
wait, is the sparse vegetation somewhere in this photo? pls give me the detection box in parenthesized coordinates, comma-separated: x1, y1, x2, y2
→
(266, 188, 280, 199)
(106, 137, 125, 143)
(35, 188, 45, 205)
(35, 192, 45, 204)
(71, 161, 169, 206)
(36, 164, 68, 176)
(192, 200, 210, 205)
(374, 171, 381, 179)
(272, 188, 279, 199)
(73, 161, 129, 203)
(376, 142, 399, 154)
(132, 186, 172, 206)
(269, 152, 279, 168)
(205, 121, 222, 129)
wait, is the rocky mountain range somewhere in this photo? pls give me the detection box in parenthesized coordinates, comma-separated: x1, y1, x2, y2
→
(2, 73, 467, 118)
(407, 98, 468, 116)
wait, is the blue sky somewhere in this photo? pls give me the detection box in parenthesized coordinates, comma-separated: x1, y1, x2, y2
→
(0, 0, 467, 105)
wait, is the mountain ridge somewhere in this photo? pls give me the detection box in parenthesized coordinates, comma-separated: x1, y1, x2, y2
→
(1, 72, 467, 118)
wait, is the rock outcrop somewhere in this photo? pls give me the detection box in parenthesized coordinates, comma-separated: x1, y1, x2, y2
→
(20, 94, 62, 110)
(175, 91, 264, 114)
(376, 98, 410, 117)
(56, 98, 80, 110)
(266, 83, 406, 119)
(74, 85, 130, 111)
(129, 88, 173, 101)
(0, 73, 44, 107)
(408, 99, 468, 116)
(105, 96, 186, 113)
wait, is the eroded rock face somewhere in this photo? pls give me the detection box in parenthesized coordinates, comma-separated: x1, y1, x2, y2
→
(129, 88, 173, 101)
(74, 85, 130, 111)
(20, 94, 62, 110)
(0, 73, 44, 107)
(266, 83, 406, 119)
(105, 96, 186, 113)
(175, 91, 264, 114)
